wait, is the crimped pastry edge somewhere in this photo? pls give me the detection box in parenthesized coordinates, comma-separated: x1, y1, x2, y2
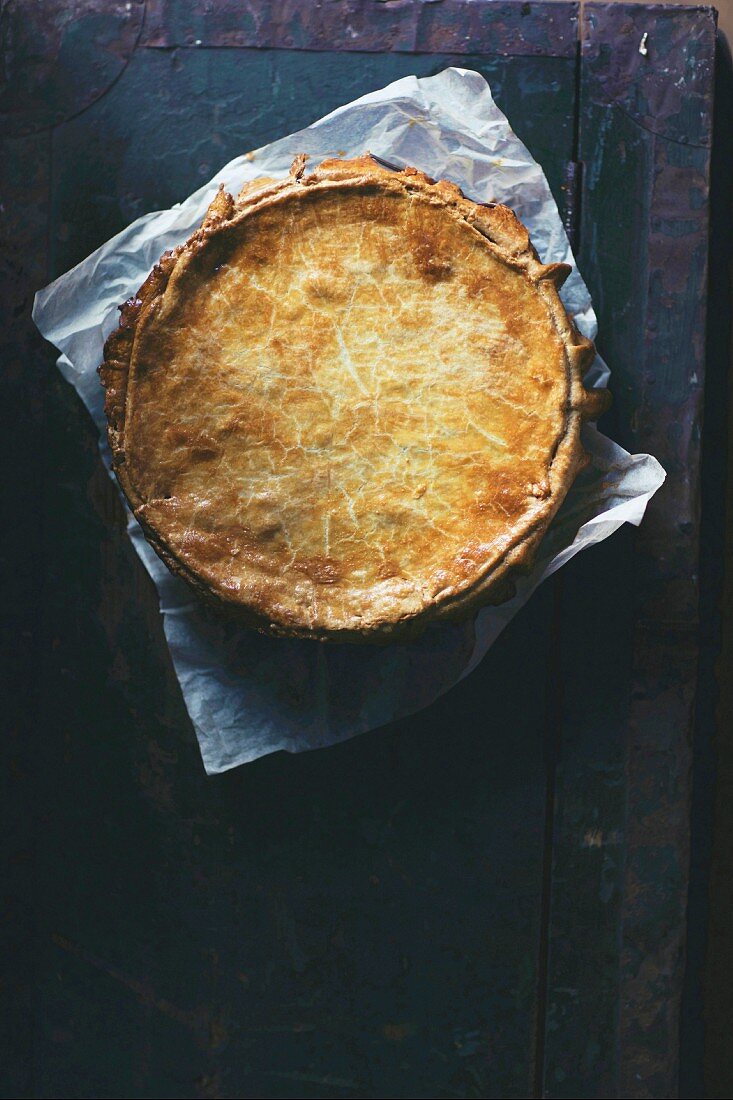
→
(100, 154, 609, 643)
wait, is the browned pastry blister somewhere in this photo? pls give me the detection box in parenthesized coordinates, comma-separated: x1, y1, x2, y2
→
(99, 155, 610, 642)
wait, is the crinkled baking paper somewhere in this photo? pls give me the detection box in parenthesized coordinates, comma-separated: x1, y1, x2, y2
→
(33, 69, 665, 773)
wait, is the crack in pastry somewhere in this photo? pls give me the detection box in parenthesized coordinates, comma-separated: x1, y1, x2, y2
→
(100, 155, 609, 642)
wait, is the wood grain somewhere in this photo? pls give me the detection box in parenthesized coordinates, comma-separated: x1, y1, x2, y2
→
(0, 4, 722, 1098)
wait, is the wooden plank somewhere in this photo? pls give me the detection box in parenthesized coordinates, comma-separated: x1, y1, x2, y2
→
(0, 127, 52, 1098)
(39, 37, 579, 1099)
(142, 0, 579, 57)
(694, 28, 733, 1100)
(542, 5, 716, 1097)
(12, 4, 716, 1096)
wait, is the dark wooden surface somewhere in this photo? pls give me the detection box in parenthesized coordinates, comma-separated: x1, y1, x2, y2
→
(0, 3, 722, 1098)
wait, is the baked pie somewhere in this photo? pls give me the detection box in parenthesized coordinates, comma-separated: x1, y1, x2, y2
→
(100, 155, 607, 642)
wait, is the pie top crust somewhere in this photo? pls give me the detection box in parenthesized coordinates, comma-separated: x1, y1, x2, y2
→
(100, 155, 607, 642)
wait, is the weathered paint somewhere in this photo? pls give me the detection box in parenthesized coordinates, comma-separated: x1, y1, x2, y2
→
(0, 0, 144, 137)
(0, 3, 719, 1098)
(143, 0, 580, 58)
(544, 6, 715, 1098)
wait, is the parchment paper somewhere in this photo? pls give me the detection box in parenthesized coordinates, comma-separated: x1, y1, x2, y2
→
(33, 68, 665, 773)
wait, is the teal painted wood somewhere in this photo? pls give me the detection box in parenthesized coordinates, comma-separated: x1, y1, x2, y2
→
(142, 0, 579, 57)
(0, 128, 51, 1100)
(542, 6, 716, 1098)
(1, 4, 718, 1098)
(38, 41, 577, 1100)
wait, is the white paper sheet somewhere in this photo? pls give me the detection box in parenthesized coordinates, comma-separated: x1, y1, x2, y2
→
(33, 68, 665, 773)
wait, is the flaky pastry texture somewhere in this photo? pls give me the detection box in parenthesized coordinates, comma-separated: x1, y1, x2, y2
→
(100, 155, 608, 642)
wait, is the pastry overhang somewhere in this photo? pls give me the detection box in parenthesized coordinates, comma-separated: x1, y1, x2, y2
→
(100, 155, 608, 642)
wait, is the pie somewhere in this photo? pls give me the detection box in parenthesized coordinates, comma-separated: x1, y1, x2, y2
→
(100, 155, 608, 642)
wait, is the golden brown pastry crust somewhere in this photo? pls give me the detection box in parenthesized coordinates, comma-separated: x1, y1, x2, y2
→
(100, 155, 608, 642)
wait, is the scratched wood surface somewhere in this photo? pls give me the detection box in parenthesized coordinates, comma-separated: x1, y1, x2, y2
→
(0, 3, 719, 1098)
(544, 8, 717, 1098)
